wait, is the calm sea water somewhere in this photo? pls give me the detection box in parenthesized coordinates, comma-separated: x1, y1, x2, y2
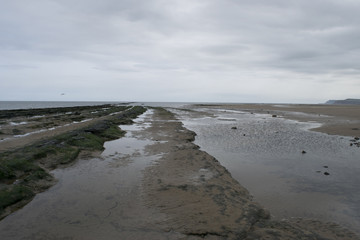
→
(0, 101, 199, 110)
(0, 101, 129, 110)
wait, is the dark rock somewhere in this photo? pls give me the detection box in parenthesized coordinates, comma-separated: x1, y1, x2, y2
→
(301, 150, 306, 154)
(272, 115, 277, 117)
(350, 143, 353, 146)
(231, 127, 237, 130)
(323, 166, 328, 168)
(324, 172, 330, 176)
(354, 136, 359, 140)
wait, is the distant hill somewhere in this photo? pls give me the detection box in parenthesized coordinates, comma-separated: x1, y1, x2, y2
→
(325, 98, 360, 105)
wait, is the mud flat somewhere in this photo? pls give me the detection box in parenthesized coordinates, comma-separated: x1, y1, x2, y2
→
(0, 106, 359, 239)
(140, 108, 358, 239)
(193, 103, 360, 137)
(0, 104, 147, 220)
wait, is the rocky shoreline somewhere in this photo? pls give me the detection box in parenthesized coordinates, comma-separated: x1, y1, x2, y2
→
(140, 108, 358, 239)
(0, 105, 359, 239)
(0, 105, 146, 219)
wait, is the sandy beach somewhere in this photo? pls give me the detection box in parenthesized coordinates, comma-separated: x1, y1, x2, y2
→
(196, 103, 360, 137)
(0, 104, 359, 239)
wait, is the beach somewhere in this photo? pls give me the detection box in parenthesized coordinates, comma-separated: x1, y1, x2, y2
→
(0, 103, 359, 239)
(197, 103, 360, 137)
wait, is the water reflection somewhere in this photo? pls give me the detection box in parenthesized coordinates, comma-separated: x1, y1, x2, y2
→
(0, 110, 175, 240)
(174, 107, 360, 234)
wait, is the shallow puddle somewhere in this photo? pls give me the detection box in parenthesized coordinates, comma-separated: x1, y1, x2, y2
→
(174, 107, 360, 234)
(0, 110, 177, 240)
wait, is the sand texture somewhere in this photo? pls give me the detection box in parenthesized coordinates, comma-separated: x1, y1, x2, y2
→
(194, 104, 360, 137)
(138, 108, 358, 239)
(0, 105, 359, 239)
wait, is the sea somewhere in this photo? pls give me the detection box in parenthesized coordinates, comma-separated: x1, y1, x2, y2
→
(0, 101, 196, 110)
(1, 100, 360, 235)
(0, 101, 128, 110)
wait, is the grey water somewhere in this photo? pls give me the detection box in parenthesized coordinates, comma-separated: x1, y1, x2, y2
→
(0, 101, 227, 111)
(0, 101, 127, 110)
(0, 110, 176, 240)
(173, 107, 360, 234)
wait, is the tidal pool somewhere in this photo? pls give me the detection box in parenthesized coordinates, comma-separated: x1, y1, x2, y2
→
(174, 107, 360, 234)
(0, 110, 177, 240)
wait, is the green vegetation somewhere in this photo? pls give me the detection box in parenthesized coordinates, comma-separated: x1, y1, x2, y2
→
(0, 185, 34, 212)
(101, 125, 125, 139)
(0, 105, 147, 217)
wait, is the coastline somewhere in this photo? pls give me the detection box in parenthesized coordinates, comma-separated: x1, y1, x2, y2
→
(0, 105, 147, 219)
(0, 104, 359, 239)
(192, 103, 360, 137)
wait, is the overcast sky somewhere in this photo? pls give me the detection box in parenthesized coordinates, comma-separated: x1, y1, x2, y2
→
(1, 0, 360, 103)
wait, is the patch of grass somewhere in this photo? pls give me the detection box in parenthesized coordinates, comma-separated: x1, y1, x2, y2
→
(101, 125, 125, 140)
(0, 185, 34, 212)
(33, 151, 48, 160)
(3, 157, 38, 173)
(0, 165, 16, 181)
(23, 168, 50, 182)
(0, 155, 42, 181)
(68, 132, 104, 150)
(58, 147, 80, 164)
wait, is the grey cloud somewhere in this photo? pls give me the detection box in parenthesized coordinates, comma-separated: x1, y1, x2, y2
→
(1, 0, 360, 102)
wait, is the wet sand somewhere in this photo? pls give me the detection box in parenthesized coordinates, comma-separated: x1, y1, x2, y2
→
(0, 106, 359, 239)
(194, 103, 360, 137)
(173, 105, 360, 235)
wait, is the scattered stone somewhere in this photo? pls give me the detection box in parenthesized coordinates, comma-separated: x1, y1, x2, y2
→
(243, 134, 246, 136)
(354, 136, 359, 140)
(272, 115, 277, 117)
(350, 143, 353, 146)
(231, 126, 237, 130)
(323, 166, 328, 168)
(302, 150, 306, 154)
(324, 172, 330, 176)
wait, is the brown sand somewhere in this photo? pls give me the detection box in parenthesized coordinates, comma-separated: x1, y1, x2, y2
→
(1, 106, 359, 239)
(195, 104, 360, 137)
(138, 108, 358, 239)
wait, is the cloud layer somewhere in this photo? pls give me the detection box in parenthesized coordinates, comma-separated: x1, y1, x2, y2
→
(1, 0, 360, 103)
